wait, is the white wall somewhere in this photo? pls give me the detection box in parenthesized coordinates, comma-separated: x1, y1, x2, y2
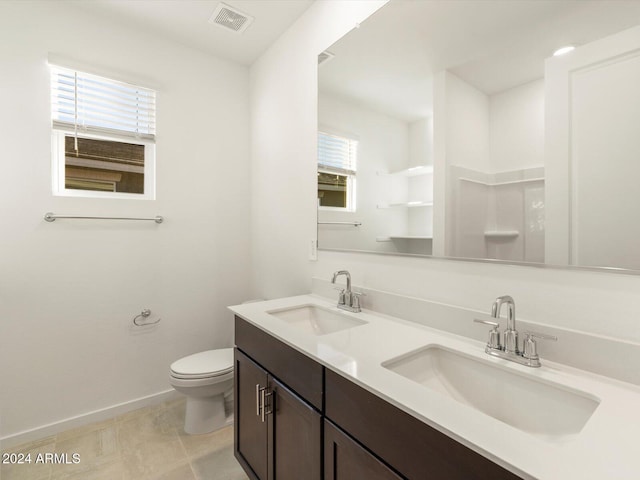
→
(408, 118, 434, 240)
(249, 0, 388, 300)
(409, 118, 433, 168)
(490, 79, 544, 172)
(0, 2, 251, 442)
(571, 55, 640, 269)
(435, 72, 491, 256)
(250, 1, 640, 354)
(442, 72, 491, 172)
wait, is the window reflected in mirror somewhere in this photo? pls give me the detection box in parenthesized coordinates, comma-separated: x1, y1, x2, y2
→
(317, 131, 357, 212)
(318, 172, 349, 208)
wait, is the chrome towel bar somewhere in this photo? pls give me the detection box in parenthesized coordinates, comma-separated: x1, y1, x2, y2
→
(318, 221, 362, 226)
(44, 212, 164, 224)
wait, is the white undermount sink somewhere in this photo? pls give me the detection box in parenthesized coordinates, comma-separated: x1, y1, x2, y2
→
(383, 345, 600, 442)
(267, 304, 367, 336)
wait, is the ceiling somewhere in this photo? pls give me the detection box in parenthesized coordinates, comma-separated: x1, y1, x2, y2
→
(319, 0, 640, 122)
(71, 0, 315, 66)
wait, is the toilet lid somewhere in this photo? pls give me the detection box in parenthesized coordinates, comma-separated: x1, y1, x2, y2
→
(170, 348, 233, 378)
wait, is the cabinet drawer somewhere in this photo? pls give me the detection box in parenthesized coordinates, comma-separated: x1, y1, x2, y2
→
(235, 316, 324, 410)
(325, 369, 522, 480)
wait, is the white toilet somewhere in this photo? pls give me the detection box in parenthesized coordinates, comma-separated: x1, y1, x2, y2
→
(169, 348, 234, 435)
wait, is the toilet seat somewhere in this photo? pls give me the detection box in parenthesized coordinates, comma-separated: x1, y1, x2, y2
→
(170, 348, 233, 380)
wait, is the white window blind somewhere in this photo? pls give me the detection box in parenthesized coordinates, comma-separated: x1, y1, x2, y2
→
(50, 65, 156, 141)
(318, 131, 357, 175)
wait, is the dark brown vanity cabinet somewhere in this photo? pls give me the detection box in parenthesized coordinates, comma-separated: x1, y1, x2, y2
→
(234, 319, 322, 480)
(234, 316, 522, 480)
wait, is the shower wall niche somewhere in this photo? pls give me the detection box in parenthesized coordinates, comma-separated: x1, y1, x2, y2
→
(452, 166, 544, 262)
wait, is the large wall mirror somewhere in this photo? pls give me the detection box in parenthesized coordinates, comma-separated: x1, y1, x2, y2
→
(317, 0, 640, 272)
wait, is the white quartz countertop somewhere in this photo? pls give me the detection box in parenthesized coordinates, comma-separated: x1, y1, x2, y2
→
(229, 294, 640, 480)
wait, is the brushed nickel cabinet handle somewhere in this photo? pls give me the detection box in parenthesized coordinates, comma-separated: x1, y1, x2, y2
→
(264, 391, 273, 417)
(260, 387, 266, 422)
(255, 384, 262, 417)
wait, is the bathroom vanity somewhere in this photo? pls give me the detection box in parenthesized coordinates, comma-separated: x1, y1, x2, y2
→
(234, 315, 517, 479)
(230, 295, 640, 480)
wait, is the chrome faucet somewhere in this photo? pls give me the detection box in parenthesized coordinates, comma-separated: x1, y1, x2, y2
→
(491, 295, 518, 354)
(331, 270, 362, 312)
(474, 295, 557, 367)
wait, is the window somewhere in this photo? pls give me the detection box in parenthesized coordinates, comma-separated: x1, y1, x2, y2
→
(317, 131, 357, 211)
(50, 65, 156, 199)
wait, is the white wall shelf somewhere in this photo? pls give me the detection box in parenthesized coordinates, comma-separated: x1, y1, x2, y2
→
(378, 165, 434, 177)
(389, 235, 433, 240)
(376, 235, 433, 242)
(460, 177, 544, 187)
(377, 201, 434, 209)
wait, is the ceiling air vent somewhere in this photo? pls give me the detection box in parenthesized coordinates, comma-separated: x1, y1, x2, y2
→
(318, 50, 335, 66)
(209, 3, 254, 34)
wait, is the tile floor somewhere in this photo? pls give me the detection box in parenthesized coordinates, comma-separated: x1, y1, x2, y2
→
(1, 398, 249, 480)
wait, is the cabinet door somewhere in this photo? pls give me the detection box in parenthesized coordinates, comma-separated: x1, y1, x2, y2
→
(235, 349, 269, 480)
(324, 420, 403, 480)
(272, 377, 322, 480)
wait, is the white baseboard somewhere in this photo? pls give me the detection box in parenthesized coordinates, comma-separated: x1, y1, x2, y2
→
(1, 389, 181, 450)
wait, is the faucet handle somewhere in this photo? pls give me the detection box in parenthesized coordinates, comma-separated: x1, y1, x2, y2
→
(473, 318, 499, 328)
(473, 319, 501, 350)
(351, 291, 365, 310)
(522, 331, 557, 362)
(524, 330, 558, 341)
(333, 287, 346, 305)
